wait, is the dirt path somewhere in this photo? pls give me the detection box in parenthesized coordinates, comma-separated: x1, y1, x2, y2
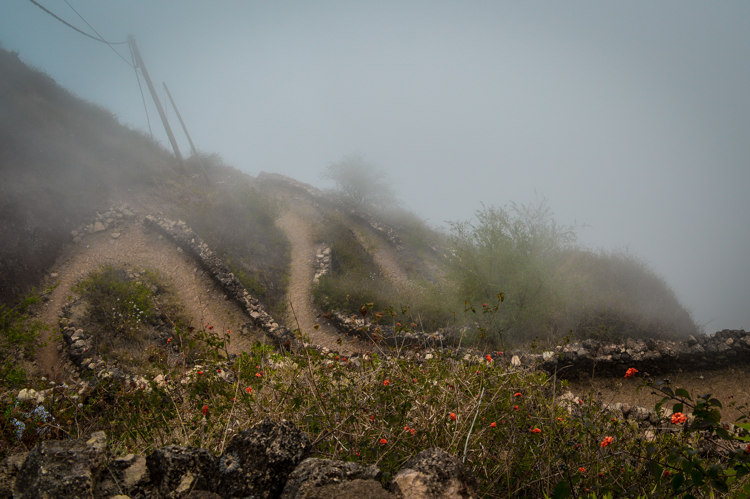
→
(349, 226, 415, 293)
(276, 210, 370, 355)
(35, 219, 265, 381)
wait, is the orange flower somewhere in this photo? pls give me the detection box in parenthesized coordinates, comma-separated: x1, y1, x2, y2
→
(624, 367, 638, 378)
(383, 379, 390, 386)
(485, 354, 492, 363)
(245, 387, 253, 394)
(578, 467, 586, 473)
(379, 438, 387, 445)
(166, 337, 172, 344)
(490, 422, 497, 428)
(671, 412, 687, 424)
(530, 427, 541, 434)
(256, 372, 262, 378)
(450, 412, 456, 421)
(514, 392, 522, 398)
(600, 436, 614, 447)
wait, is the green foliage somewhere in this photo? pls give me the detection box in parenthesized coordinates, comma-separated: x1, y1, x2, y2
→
(447, 201, 698, 347)
(448, 201, 575, 345)
(74, 265, 157, 339)
(0, 292, 44, 390)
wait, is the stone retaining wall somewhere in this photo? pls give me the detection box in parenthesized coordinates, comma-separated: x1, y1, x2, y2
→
(2, 420, 477, 498)
(143, 215, 299, 350)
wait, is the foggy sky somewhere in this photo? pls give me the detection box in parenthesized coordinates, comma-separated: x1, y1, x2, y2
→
(2, 1, 749, 332)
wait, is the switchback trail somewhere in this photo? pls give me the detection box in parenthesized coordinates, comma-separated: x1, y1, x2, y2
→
(35, 217, 265, 381)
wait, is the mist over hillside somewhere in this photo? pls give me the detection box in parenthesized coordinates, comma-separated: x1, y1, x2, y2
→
(0, 46, 700, 346)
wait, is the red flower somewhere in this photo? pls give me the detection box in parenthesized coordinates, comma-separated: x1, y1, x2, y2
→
(671, 412, 687, 424)
(530, 427, 541, 434)
(207, 325, 213, 330)
(514, 392, 522, 398)
(370, 414, 375, 422)
(227, 329, 231, 334)
(166, 337, 172, 344)
(450, 412, 456, 421)
(197, 370, 203, 375)
(383, 379, 390, 386)
(557, 417, 563, 422)
(245, 387, 253, 394)
(514, 405, 519, 410)
(624, 367, 638, 378)
(482, 303, 488, 307)
(600, 436, 614, 448)
(256, 372, 262, 378)
(201, 405, 208, 416)
(490, 422, 497, 428)
(578, 467, 586, 473)
(379, 438, 387, 445)
(485, 354, 492, 363)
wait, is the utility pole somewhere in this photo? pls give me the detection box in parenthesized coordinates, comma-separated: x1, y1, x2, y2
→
(163, 82, 211, 182)
(128, 35, 184, 168)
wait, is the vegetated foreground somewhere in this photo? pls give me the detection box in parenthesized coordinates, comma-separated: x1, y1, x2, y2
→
(3, 45, 750, 496)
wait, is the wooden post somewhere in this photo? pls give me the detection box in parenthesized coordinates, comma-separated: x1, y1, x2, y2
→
(128, 35, 183, 168)
(163, 82, 211, 182)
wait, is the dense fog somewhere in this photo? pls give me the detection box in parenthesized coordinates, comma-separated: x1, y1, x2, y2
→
(1, 1, 749, 331)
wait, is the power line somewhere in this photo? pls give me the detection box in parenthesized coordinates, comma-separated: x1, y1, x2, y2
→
(62, 0, 133, 67)
(28, 0, 128, 46)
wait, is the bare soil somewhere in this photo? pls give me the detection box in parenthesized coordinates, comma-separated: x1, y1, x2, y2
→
(34, 218, 265, 382)
(568, 366, 750, 422)
(276, 209, 371, 356)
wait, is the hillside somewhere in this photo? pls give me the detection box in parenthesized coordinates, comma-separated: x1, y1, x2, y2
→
(3, 47, 750, 497)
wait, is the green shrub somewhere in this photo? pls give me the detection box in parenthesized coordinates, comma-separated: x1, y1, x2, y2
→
(0, 292, 44, 390)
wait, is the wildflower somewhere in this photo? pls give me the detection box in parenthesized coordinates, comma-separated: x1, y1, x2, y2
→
(482, 303, 488, 307)
(514, 405, 519, 410)
(167, 337, 172, 344)
(379, 438, 387, 445)
(370, 414, 375, 422)
(207, 325, 213, 330)
(557, 417, 563, 422)
(256, 373, 262, 378)
(227, 329, 231, 334)
(485, 354, 492, 363)
(409, 428, 415, 435)
(514, 392, 522, 398)
(578, 467, 586, 473)
(671, 412, 687, 424)
(624, 367, 638, 378)
(662, 470, 671, 477)
(197, 370, 203, 375)
(201, 405, 208, 416)
(450, 412, 456, 421)
(490, 422, 497, 428)
(245, 387, 253, 394)
(413, 378, 417, 383)
(530, 427, 541, 434)
(396, 322, 401, 327)
(404, 426, 409, 431)
(217, 369, 222, 373)
(383, 379, 390, 386)
(600, 436, 614, 448)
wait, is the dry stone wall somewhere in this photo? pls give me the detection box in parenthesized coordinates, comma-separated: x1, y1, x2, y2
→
(144, 215, 299, 350)
(3, 419, 477, 498)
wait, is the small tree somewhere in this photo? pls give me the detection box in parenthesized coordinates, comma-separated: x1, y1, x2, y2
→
(323, 156, 397, 211)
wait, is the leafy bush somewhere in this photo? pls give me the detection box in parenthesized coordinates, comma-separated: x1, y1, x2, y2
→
(323, 155, 398, 211)
(0, 292, 44, 390)
(447, 201, 698, 347)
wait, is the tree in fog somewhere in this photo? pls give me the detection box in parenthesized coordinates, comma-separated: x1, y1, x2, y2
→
(324, 156, 397, 210)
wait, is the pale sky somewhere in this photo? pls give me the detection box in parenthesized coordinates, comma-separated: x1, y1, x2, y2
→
(2, 1, 749, 332)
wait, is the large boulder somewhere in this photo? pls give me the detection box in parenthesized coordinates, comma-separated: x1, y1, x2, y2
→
(391, 448, 478, 498)
(281, 457, 391, 498)
(215, 418, 311, 498)
(146, 445, 217, 497)
(13, 431, 107, 498)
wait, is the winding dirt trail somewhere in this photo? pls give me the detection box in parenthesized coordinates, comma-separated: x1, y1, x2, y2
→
(35, 218, 265, 381)
(276, 209, 370, 356)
